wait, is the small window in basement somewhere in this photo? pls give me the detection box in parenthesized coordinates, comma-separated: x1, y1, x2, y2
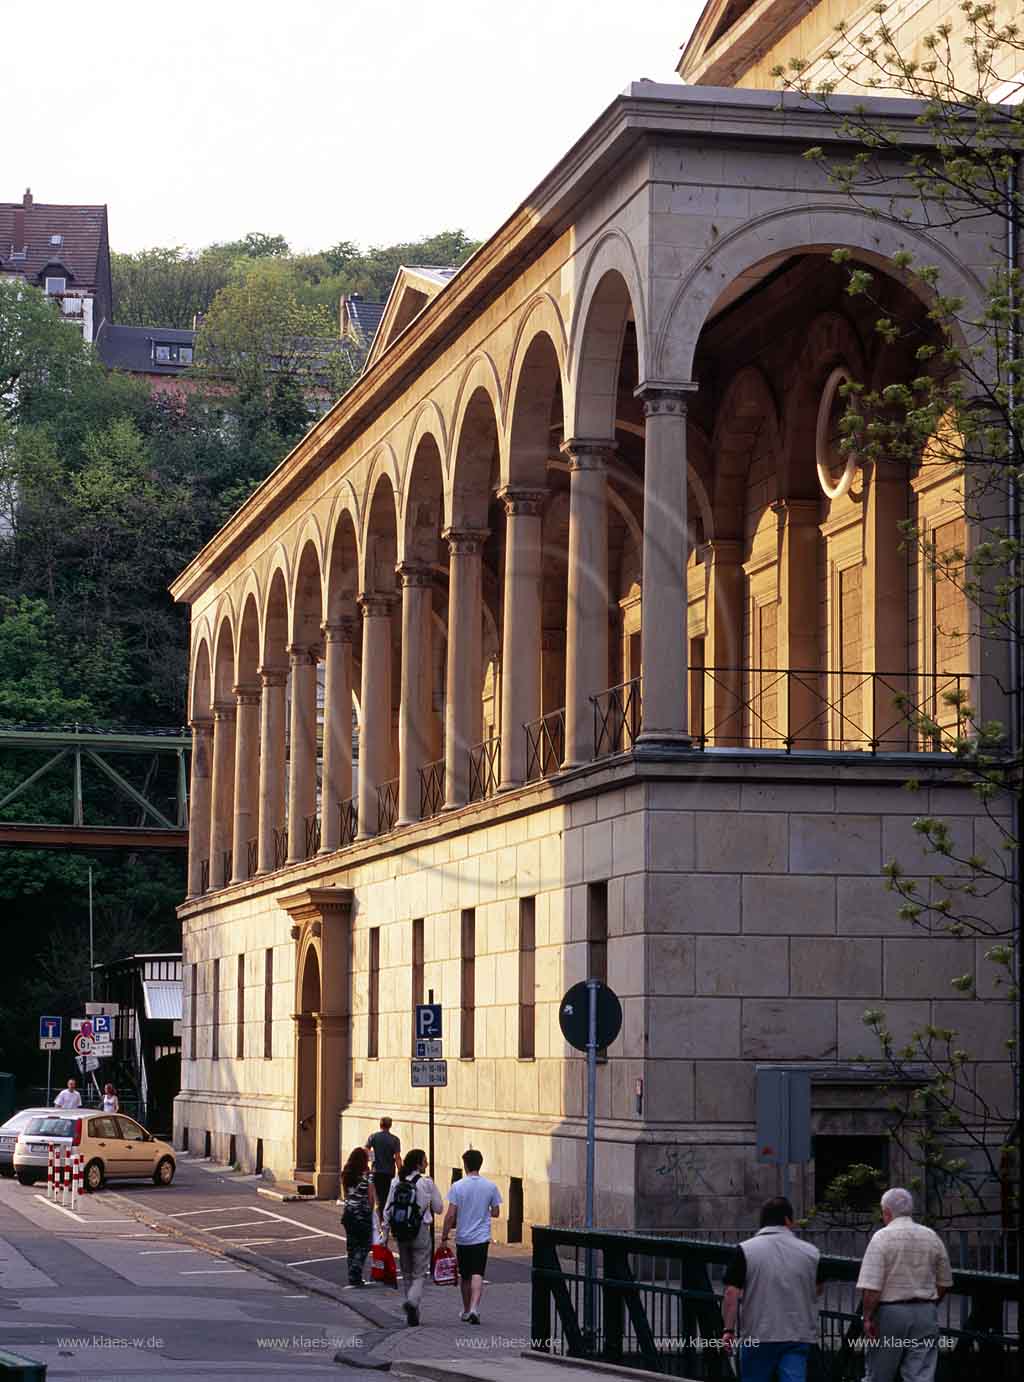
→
(813, 1134, 889, 1213)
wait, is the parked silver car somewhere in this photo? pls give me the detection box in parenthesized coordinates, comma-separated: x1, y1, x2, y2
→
(0, 1108, 59, 1178)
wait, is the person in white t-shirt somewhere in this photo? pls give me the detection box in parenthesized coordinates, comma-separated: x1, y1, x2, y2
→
(102, 1084, 119, 1114)
(54, 1080, 82, 1110)
(441, 1148, 502, 1324)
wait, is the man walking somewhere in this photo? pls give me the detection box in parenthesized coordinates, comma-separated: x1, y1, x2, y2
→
(721, 1196, 821, 1381)
(441, 1148, 501, 1325)
(856, 1187, 953, 1381)
(365, 1117, 401, 1214)
(54, 1080, 82, 1110)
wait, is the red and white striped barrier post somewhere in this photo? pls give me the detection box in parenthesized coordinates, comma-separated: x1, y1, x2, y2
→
(61, 1148, 70, 1207)
(71, 1153, 81, 1210)
(46, 1144, 54, 1200)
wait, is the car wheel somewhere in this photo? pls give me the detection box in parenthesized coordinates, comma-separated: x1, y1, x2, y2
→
(15, 1170, 36, 1186)
(0, 1166, 14, 1179)
(84, 1159, 105, 1193)
(153, 1156, 175, 1187)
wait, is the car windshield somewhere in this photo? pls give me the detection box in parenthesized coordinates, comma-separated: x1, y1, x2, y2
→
(24, 1117, 76, 1138)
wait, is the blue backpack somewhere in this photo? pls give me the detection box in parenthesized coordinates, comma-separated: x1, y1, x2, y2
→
(390, 1174, 424, 1242)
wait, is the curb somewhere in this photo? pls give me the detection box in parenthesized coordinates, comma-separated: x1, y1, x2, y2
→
(102, 1188, 399, 1331)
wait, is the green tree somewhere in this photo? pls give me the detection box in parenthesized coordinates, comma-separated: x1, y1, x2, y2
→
(111, 247, 234, 330)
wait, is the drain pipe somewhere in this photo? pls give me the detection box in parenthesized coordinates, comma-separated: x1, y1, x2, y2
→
(1006, 156, 1022, 1144)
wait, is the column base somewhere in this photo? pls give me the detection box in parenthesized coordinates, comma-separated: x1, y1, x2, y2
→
(317, 844, 338, 857)
(497, 779, 525, 793)
(634, 731, 696, 758)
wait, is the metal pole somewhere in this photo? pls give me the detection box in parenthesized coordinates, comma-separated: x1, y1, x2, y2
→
(428, 987, 436, 1179)
(46, 1049, 52, 1106)
(583, 977, 598, 1351)
(88, 865, 94, 1000)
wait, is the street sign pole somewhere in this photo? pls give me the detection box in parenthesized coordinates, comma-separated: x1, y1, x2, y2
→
(583, 977, 598, 1348)
(46, 1048, 52, 1106)
(427, 988, 435, 1181)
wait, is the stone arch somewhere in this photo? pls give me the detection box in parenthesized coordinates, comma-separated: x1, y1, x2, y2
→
(189, 635, 212, 721)
(711, 365, 781, 538)
(782, 311, 866, 500)
(325, 505, 360, 624)
(569, 229, 648, 439)
(294, 938, 322, 1172)
(236, 591, 261, 688)
(324, 482, 361, 603)
(401, 400, 449, 513)
(656, 205, 988, 384)
(360, 447, 401, 587)
(505, 319, 566, 491)
(403, 432, 445, 568)
(290, 537, 324, 647)
(263, 564, 289, 669)
(362, 470, 401, 594)
(212, 612, 235, 703)
(449, 379, 501, 530)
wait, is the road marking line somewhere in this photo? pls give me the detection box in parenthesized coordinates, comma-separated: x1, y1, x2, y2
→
(32, 1196, 132, 1224)
(244, 1206, 345, 1241)
(283, 1294, 308, 1298)
(204, 1219, 269, 1229)
(166, 1205, 253, 1216)
(179, 1268, 246, 1275)
(138, 1249, 199, 1255)
(286, 1253, 348, 1266)
(233, 1234, 324, 1245)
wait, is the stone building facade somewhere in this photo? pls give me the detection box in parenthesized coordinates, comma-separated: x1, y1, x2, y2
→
(171, 84, 1012, 1231)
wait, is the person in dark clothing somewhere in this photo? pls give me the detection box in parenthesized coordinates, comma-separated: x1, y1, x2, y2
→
(365, 1116, 401, 1215)
(341, 1146, 376, 1285)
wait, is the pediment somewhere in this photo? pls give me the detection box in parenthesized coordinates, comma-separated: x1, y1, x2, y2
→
(364, 265, 460, 370)
(679, 0, 818, 85)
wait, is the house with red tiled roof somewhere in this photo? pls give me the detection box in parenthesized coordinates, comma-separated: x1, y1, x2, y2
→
(0, 188, 113, 343)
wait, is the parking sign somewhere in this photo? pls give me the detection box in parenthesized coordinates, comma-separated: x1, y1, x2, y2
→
(92, 1014, 112, 1037)
(415, 1003, 442, 1040)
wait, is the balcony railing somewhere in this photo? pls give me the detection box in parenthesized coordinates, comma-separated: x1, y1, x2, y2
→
(199, 857, 210, 894)
(304, 814, 321, 859)
(222, 848, 232, 884)
(246, 837, 258, 880)
(593, 678, 642, 758)
(469, 737, 501, 802)
(419, 758, 445, 818)
(526, 708, 565, 781)
(339, 796, 358, 845)
(377, 778, 399, 834)
(273, 826, 288, 869)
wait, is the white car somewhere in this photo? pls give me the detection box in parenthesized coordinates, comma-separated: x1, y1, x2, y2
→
(0, 1108, 59, 1177)
(13, 1111, 176, 1191)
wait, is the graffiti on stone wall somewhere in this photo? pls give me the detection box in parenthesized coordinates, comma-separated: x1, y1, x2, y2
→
(655, 1146, 716, 1200)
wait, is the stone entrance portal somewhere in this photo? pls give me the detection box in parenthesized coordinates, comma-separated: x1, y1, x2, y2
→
(280, 887, 352, 1198)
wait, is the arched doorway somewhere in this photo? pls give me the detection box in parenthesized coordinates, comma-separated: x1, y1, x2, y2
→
(295, 945, 320, 1173)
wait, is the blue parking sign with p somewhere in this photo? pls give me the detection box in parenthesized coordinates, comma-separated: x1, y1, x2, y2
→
(415, 1004, 442, 1040)
(92, 1015, 111, 1036)
(40, 1016, 62, 1042)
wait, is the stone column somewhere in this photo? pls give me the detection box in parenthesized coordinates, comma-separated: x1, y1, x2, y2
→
(286, 644, 318, 864)
(704, 540, 744, 746)
(397, 565, 434, 825)
(187, 718, 213, 897)
(314, 1011, 347, 1193)
(230, 684, 261, 883)
(864, 463, 909, 745)
(498, 488, 545, 788)
(256, 666, 287, 874)
(636, 385, 695, 746)
(774, 499, 820, 748)
(319, 619, 355, 852)
(561, 441, 611, 768)
(209, 701, 236, 889)
(443, 529, 487, 808)
(357, 594, 395, 837)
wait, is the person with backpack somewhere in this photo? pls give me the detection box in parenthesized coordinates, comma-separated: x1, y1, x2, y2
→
(382, 1147, 442, 1326)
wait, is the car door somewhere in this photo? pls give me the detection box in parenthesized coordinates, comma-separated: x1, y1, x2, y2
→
(85, 1116, 124, 1173)
(113, 1116, 151, 1179)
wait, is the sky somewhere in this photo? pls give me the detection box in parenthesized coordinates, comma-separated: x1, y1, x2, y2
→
(6, 0, 704, 257)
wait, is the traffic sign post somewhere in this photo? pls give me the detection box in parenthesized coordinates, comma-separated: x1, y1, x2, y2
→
(39, 1018, 62, 1104)
(559, 978, 622, 1351)
(414, 993, 444, 1185)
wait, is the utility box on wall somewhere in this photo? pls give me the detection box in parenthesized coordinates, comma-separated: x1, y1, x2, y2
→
(756, 1067, 812, 1166)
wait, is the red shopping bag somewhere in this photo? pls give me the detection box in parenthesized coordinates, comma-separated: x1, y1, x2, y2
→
(370, 1243, 398, 1287)
(432, 1244, 458, 1285)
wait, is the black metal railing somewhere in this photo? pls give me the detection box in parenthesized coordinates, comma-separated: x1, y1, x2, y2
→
(526, 708, 565, 781)
(304, 814, 320, 859)
(273, 826, 288, 869)
(339, 796, 358, 845)
(199, 857, 210, 894)
(469, 737, 501, 802)
(221, 848, 232, 884)
(377, 778, 399, 833)
(531, 1227, 1019, 1380)
(419, 758, 445, 818)
(696, 668, 974, 754)
(593, 677, 642, 758)
(246, 837, 258, 879)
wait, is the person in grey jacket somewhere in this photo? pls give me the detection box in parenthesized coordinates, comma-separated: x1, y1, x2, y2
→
(721, 1196, 822, 1382)
(382, 1148, 443, 1326)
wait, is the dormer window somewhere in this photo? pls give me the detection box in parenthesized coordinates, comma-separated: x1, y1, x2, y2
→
(45, 276, 66, 295)
(152, 342, 193, 365)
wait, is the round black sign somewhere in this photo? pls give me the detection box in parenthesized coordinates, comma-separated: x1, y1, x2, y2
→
(558, 981, 623, 1052)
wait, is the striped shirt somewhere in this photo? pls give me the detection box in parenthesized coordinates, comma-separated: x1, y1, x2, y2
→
(856, 1216, 953, 1302)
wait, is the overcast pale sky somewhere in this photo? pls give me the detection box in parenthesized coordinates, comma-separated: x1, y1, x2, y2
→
(7, 0, 703, 256)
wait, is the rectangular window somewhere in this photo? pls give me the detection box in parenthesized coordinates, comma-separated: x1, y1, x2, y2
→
(587, 882, 608, 1060)
(368, 927, 380, 1059)
(211, 958, 220, 1061)
(189, 963, 197, 1060)
(179, 345, 193, 364)
(813, 1134, 889, 1211)
(460, 909, 475, 1059)
(933, 518, 967, 672)
(263, 947, 273, 1060)
(236, 954, 245, 1060)
(44, 276, 65, 295)
(518, 898, 535, 1059)
(411, 918, 424, 1054)
(839, 563, 865, 746)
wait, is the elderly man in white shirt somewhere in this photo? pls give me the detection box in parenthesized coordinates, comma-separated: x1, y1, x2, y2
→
(856, 1188, 953, 1381)
(53, 1080, 82, 1110)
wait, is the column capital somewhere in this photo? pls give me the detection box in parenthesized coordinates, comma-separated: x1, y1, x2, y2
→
(211, 701, 236, 721)
(321, 617, 358, 643)
(395, 562, 434, 589)
(232, 684, 262, 706)
(442, 527, 489, 556)
(770, 497, 820, 522)
(497, 485, 547, 517)
(189, 716, 213, 734)
(634, 379, 698, 417)
(287, 643, 320, 665)
(358, 591, 399, 618)
(560, 438, 616, 470)
(258, 664, 288, 687)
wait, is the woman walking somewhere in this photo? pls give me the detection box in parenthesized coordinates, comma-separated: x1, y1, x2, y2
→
(382, 1148, 443, 1326)
(341, 1146, 376, 1286)
(101, 1084, 119, 1114)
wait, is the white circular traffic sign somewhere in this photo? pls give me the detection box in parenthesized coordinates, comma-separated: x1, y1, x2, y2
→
(73, 1033, 95, 1056)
